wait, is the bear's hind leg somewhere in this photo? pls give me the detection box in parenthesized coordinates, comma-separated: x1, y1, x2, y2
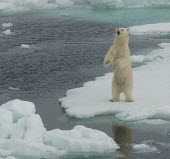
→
(124, 87, 134, 102)
(110, 81, 121, 102)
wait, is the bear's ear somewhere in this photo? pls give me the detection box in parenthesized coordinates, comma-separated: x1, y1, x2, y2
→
(127, 28, 129, 32)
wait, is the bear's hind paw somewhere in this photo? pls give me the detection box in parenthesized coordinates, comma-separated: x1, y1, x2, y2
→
(126, 99, 134, 102)
(110, 99, 119, 102)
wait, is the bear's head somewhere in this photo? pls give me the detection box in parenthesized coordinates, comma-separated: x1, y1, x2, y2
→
(116, 28, 129, 36)
(115, 28, 129, 45)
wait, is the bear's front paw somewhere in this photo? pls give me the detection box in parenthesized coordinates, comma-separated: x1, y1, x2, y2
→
(104, 60, 111, 66)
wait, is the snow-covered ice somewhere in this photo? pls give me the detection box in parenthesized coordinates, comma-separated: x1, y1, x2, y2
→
(1, 99, 36, 122)
(0, 108, 13, 139)
(129, 23, 170, 35)
(133, 144, 158, 153)
(59, 43, 170, 121)
(11, 114, 46, 143)
(1, 23, 13, 28)
(44, 125, 119, 154)
(0, 0, 170, 12)
(20, 44, 30, 49)
(0, 0, 73, 13)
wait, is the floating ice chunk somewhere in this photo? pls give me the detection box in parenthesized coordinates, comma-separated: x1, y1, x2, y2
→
(11, 114, 46, 143)
(20, 44, 30, 49)
(158, 43, 170, 48)
(2, 29, 13, 36)
(137, 119, 169, 125)
(1, 99, 36, 122)
(8, 87, 19, 91)
(60, 14, 70, 17)
(1, 23, 13, 28)
(131, 55, 153, 67)
(133, 144, 158, 153)
(0, 139, 64, 159)
(0, 108, 13, 139)
(59, 43, 170, 121)
(129, 23, 170, 35)
(44, 125, 119, 154)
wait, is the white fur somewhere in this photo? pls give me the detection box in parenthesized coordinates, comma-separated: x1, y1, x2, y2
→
(104, 28, 134, 102)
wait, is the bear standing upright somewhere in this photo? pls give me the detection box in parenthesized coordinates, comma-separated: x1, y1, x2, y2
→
(104, 28, 134, 102)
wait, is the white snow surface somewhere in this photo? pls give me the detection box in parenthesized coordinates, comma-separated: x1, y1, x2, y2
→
(44, 125, 119, 154)
(129, 23, 170, 35)
(1, 99, 36, 121)
(1, 23, 13, 28)
(133, 144, 158, 153)
(59, 43, 170, 121)
(0, 108, 13, 139)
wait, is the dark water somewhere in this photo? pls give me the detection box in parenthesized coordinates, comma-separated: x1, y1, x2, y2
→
(1, 12, 170, 159)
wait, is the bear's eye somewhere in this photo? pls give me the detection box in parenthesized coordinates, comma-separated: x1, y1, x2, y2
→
(121, 29, 124, 31)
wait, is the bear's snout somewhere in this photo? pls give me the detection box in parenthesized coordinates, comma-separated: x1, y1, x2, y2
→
(117, 31, 120, 35)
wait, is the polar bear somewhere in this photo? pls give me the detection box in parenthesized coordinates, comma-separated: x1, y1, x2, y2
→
(104, 28, 134, 102)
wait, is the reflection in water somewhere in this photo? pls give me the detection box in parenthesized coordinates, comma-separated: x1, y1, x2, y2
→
(112, 125, 135, 159)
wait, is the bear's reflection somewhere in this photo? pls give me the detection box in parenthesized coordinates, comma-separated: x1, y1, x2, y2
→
(112, 125, 135, 159)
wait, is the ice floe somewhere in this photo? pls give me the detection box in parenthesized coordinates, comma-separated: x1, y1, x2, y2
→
(2, 30, 13, 36)
(59, 43, 170, 121)
(0, 0, 73, 13)
(0, 99, 119, 158)
(1, 23, 13, 28)
(1, 0, 170, 13)
(136, 119, 169, 125)
(44, 125, 119, 154)
(133, 144, 158, 153)
(8, 87, 19, 91)
(20, 44, 30, 49)
(129, 23, 170, 35)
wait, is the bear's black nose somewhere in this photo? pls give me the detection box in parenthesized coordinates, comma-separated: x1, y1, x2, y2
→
(117, 31, 120, 35)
